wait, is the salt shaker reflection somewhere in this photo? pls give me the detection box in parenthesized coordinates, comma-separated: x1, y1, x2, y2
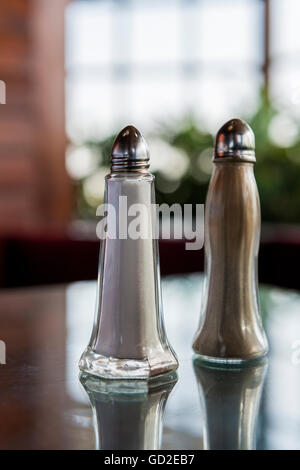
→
(193, 359, 268, 450)
(80, 372, 176, 450)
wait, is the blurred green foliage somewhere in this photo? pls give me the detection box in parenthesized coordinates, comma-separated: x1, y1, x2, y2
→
(77, 90, 300, 223)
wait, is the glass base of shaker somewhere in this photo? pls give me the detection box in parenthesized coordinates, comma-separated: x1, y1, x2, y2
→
(79, 347, 178, 380)
(79, 369, 178, 395)
(193, 352, 268, 369)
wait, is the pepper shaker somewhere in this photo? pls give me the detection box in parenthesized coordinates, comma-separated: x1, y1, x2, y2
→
(193, 119, 268, 364)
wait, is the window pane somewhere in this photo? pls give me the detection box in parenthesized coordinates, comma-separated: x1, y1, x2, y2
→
(130, 74, 183, 130)
(197, 0, 263, 65)
(132, 2, 181, 64)
(66, 1, 112, 69)
(270, 0, 300, 116)
(271, 64, 300, 118)
(271, 0, 300, 59)
(66, 76, 115, 141)
(196, 71, 262, 132)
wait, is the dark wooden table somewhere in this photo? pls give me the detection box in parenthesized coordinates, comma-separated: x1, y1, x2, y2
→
(0, 274, 299, 449)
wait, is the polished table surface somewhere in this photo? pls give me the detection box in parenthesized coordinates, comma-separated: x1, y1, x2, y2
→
(0, 273, 299, 450)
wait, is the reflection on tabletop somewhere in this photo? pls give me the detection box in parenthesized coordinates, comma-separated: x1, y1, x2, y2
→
(0, 274, 300, 449)
(80, 372, 177, 450)
(193, 359, 268, 450)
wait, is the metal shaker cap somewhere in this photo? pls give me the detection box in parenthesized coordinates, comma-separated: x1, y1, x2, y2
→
(111, 125, 150, 172)
(214, 119, 255, 163)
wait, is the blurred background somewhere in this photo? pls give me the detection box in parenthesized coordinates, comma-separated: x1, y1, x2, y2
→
(0, 0, 299, 288)
(1, 1, 300, 451)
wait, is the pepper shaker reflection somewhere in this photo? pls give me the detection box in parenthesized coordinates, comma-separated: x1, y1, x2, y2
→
(193, 359, 268, 450)
(193, 119, 268, 363)
(79, 125, 178, 380)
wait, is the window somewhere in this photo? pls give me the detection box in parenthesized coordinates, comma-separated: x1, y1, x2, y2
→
(65, 0, 264, 142)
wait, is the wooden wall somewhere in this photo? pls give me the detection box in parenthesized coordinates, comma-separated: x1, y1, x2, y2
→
(0, 0, 71, 235)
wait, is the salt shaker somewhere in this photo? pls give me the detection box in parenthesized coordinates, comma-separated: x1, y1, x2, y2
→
(193, 119, 268, 364)
(79, 125, 178, 379)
